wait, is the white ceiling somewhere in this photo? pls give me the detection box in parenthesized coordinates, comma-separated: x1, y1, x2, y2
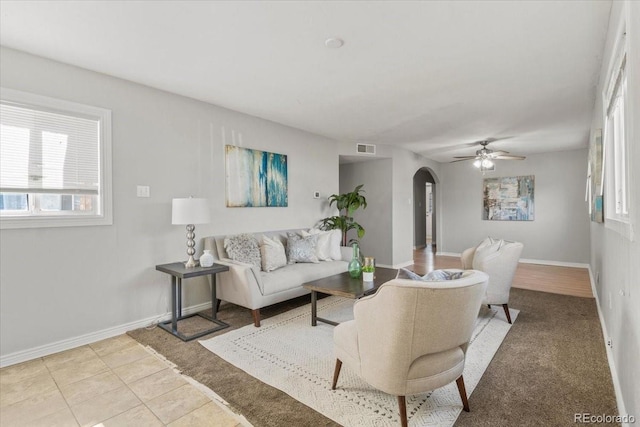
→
(0, 1, 611, 162)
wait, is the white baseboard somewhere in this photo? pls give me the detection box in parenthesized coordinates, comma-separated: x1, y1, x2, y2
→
(0, 301, 213, 368)
(519, 258, 589, 269)
(587, 266, 630, 425)
(377, 260, 413, 269)
(436, 251, 460, 257)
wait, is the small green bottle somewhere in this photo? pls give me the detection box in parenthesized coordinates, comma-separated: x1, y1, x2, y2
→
(348, 242, 362, 278)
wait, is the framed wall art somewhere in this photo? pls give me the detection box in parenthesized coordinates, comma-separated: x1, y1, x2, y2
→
(483, 175, 535, 221)
(587, 129, 604, 222)
(225, 145, 288, 207)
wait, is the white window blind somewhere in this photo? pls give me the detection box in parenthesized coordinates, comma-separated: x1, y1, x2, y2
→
(0, 101, 100, 195)
(0, 88, 112, 229)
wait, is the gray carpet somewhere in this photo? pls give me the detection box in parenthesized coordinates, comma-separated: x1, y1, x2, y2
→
(128, 288, 618, 427)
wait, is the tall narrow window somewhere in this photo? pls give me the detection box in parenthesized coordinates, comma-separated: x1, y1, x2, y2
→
(0, 88, 112, 228)
(602, 28, 632, 239)
(605, 56, 628, 217)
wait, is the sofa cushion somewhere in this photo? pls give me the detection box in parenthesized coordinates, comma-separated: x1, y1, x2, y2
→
(260, 261, 349, 295)
(287, 232, 319, 264)
(260, 235, 287, 272)
(224, 234, 262, 270)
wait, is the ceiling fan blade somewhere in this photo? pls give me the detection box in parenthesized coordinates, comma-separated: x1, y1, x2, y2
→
(450, 157, 477, 163)
(452, 156, 478, 159)
(488, 150, 509, 157)
(493, 155, 526, 160)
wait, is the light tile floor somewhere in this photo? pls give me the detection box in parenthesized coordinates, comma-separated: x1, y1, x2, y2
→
(0, 335, 250, 427)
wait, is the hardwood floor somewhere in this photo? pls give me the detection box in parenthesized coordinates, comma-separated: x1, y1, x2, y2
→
(411, 246, 593, 298)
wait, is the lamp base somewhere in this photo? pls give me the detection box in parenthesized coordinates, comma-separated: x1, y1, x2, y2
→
(184, 255, 198, 268)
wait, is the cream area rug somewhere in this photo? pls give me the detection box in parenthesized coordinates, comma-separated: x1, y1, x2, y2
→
(200, 296, 518, 427)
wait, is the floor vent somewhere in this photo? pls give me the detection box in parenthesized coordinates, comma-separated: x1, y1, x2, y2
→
(356, 143, 376, 155)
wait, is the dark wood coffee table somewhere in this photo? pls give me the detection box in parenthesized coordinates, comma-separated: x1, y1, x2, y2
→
(302, 267, 397, 326)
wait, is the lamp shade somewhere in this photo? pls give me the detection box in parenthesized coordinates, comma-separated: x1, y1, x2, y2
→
(172, 198, 210, 225)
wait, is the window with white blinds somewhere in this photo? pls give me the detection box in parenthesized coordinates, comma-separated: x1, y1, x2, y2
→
(0, 88, 112, 228)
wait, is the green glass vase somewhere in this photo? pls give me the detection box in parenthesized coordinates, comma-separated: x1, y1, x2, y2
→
(348, 243, 362, 278)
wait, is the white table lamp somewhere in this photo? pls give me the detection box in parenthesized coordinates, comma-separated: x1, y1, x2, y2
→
(172, 197, 210, 268)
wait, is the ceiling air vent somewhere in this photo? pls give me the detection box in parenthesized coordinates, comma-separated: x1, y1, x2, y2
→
(356, 143, 376, 155)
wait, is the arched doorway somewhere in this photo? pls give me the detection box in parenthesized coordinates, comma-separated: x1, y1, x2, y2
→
(413, 168, 437, 251)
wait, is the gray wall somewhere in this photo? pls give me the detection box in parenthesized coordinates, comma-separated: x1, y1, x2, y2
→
(391, 148, 441, 266)
(0, 47, 340, 361)
(336, 144, 441, 267)
(440, 149, 590, 263)
(339, 159, 393, 265)
(588, 0, 640, 418)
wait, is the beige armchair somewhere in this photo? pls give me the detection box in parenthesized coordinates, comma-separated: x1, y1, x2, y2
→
(331, 270, 489, 427)
(461, 238, 524, 323)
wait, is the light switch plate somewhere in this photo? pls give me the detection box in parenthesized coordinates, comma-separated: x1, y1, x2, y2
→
(137, 185, 150, 198)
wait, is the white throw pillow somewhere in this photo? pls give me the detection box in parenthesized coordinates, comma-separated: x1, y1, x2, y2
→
(302, 229, 333, 261)
(472, 237, 502, 269)
(328, 229, 342, 260)
(260, 235, 287, 272)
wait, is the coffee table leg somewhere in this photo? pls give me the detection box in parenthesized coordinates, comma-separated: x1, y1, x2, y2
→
(311, 291, 317, 326)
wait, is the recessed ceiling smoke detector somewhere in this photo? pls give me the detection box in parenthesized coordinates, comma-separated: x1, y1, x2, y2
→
(325, 38, 344, 49)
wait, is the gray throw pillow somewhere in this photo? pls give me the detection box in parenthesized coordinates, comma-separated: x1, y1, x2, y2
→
(396, 268, 464, 281)
(286, 232, 319, 264)
(224, 234, 262, 270)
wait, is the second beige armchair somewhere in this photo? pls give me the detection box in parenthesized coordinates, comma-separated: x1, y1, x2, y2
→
(461, 237, 523, 323)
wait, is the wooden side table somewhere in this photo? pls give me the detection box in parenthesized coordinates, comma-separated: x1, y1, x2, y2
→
(155, 262, 230, 341)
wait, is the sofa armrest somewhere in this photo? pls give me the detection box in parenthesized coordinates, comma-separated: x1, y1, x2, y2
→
(212, 258, 266, 309)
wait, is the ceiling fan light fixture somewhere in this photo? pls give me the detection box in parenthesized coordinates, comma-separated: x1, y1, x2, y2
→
(473, 159, 482, 168)
(481, 158, 494, 168)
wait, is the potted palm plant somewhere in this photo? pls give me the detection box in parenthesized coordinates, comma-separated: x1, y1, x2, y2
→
(319, 184, 367, 246)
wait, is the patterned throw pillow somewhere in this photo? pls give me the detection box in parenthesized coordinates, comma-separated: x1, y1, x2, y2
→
(260, 235, 287, 272)
(396, 268, 464, 281)
(286, 232, 319, 264)
(224, 234, 262, 270)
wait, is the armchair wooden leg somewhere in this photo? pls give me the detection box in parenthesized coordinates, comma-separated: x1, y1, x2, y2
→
(502, 304, 512, 324)
(251, 309, 261, 327)
(398, 396, 408, 427)
(331, 359, 342, 390)
(456, 375, 470, 412)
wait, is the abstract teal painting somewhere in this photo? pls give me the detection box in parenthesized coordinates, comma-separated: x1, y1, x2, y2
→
(225, 145, 288, 207)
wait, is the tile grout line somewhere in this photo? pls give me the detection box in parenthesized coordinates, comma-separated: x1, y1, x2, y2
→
(42, 354, 82, 427)
(142, 344, 253, 426)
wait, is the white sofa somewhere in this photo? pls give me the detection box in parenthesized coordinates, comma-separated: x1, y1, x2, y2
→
(203, 229, 350, 326)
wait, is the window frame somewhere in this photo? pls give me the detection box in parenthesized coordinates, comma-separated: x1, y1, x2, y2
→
(0, 88, 112, 229)
(601, 24, 633, 241)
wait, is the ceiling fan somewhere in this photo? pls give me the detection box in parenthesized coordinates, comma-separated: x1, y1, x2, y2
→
(450, 139, 525, 171)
